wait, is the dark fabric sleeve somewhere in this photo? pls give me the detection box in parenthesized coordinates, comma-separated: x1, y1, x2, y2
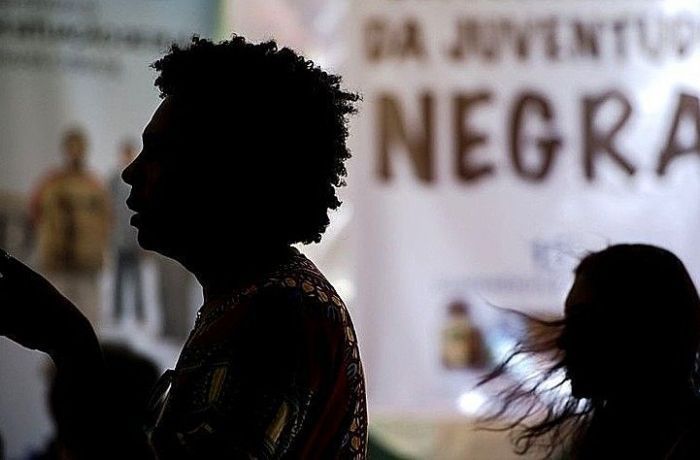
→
(152, 288, 342, 460)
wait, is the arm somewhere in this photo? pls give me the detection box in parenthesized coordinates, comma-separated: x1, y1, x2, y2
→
(0, 250, 142, 459)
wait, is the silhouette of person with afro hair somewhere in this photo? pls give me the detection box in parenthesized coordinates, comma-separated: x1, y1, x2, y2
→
(0, 35, 367, 459)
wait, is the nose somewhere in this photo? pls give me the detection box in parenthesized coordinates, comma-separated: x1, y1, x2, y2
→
(121, 150, 141, 185)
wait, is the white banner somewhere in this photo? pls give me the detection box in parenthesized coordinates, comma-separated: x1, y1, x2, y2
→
(348, 0, 700, 413)
(0, 1, 216, 455)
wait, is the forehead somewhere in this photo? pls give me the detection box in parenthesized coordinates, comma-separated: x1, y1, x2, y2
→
(143, 97, 178, 140)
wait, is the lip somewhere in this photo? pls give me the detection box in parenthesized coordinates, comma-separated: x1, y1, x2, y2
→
(130, 213, 142, 227)
(126, 197, 139, 212)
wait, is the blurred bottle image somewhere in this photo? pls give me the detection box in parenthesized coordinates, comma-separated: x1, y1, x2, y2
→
(441, 300, 486, 369)
(109, 140, 145, 324)
(29, 127, 110, 327)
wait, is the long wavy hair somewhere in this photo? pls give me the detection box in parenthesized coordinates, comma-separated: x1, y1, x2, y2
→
(480, 244, 700, 459)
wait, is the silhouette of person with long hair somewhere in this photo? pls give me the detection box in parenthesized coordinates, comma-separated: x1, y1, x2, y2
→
(482, 244, 700, 459)
(0, 35, 367, 459)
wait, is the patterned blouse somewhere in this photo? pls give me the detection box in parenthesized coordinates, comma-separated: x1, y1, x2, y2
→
(146, 249, 368, 459)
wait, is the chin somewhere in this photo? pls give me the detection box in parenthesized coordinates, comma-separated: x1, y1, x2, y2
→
(136, 228, 161, 251)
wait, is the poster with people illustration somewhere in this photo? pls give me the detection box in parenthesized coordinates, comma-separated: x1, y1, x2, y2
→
(0, 1, 217, 456)
(348, 0, 700, 412)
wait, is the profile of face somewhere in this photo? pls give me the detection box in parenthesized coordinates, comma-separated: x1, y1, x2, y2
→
(559, 274, 622, 400)
(122, 97, 250, 262)
(123, 98, 191, 258)
(558, 245, 700, 401)
(62, 131, 87, 169)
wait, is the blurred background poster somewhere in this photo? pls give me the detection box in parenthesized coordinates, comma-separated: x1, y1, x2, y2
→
(348, 0, 700, 415)
(0, 1, 216, 457)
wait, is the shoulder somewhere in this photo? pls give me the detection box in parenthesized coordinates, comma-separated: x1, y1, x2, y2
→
(259, 251, 350, 325)
(186, 252, 354, 363)
(33, 170, 64, 194)
(244, 252, 353, 355)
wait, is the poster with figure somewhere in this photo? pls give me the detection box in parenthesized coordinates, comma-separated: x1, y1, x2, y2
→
(347, 0, 700, 414)
(0, 1, 216, 456)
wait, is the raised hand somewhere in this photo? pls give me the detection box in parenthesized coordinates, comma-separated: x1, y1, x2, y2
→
(0, 249, 94, 356)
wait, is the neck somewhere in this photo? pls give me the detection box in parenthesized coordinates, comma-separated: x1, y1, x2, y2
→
(185, 244, 294, 304)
